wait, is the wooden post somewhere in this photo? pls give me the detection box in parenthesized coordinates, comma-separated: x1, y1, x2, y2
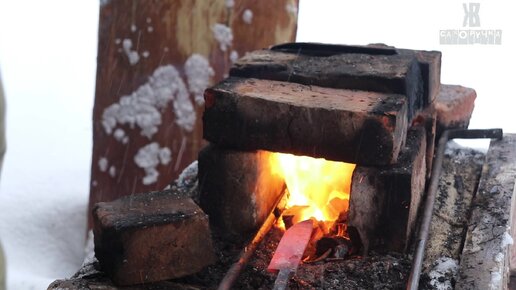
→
(88, 0, 299, 227)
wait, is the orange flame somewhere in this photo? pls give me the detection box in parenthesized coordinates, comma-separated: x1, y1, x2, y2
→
(270, 153, 356, 227)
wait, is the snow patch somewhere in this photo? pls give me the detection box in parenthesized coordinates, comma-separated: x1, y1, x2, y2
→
(113, 128, 126, 142)
(122, 38, 140, 65)
(82, 230, 95, 266)
(130, 24, 137, 33)
(175, 161, 198, 187)
(490, 270, 502, 290)
(146, 17, 151, 23)
(102, 64, 196, 138)
(134, 142, 172, 185)
(494, 252, 504, 263)
(501, 231, 514, 248)
(109, 166, 116, 177)
(428, 257, 458, 290)
(225, 0, 234, 8)
(142, 51, 150, 58)
(212, 23, 233, 52)
(242, 9, 253, 24)
(147, 26, 154, 33)
(159, 147, 172, 165)
(98, 157, 108, 172)
(230, 50, 239, 63)
(115, 38, 121, 45)
(184, 54, 214, 106)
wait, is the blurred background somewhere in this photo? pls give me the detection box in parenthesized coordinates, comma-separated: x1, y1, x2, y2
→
(0, 0, 514, 289)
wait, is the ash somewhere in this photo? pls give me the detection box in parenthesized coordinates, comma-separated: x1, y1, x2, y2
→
(230, 227, 411, 290)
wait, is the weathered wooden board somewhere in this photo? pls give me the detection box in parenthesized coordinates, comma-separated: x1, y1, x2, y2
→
(456, 134, 516, 290)
(89, 0, 299, 227)
(204, 77, 408, 165)
(420, 144, 485, 289)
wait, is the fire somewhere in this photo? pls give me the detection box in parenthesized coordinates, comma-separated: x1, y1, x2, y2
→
(270, 153, 356, 228)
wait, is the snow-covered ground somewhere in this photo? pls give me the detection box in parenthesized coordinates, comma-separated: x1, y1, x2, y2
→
(0, 1, 515, 289)
(0, 1, 98, 289)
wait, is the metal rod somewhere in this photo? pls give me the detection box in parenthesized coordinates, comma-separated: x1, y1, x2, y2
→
(407, 128, 503, 290)
(218, 189, 287, 290)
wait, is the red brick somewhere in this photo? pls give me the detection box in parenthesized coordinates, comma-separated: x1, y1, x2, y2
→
(203, 77, 408, 166)
(231, 46, 424, 120)
(435, 84, 476, 134)
(348, 126, 427, 253)
(93, 191, 215, 286)
(412, 107, 437, 179)
(398, 49, 442, 104)
(198, 145, 285, 236)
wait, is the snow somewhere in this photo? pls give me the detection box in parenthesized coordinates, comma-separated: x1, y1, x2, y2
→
(501, 231, 514, 248)
(175, 161, 198, 188)
(211, 23, 233, 52)
(225, 0, 234, 8)
(134, 142, 172, 185)
(488, 230, 511, 290)
(108, 166, 116, 178)
(490, 270, 502, 290)
(102, 64, 196, 138)
(230, 50, 239, 63)
(82, 230, 95, 266)
(184, 54, 214, 106)
(113, 128, 125, 142)
(98, 157, 108, 172)
(0, 0, 98, 288)
(242, 9, 253, 24)
(428, 257, 459, 290)
(494, 252, 504, 263)
(122, 38, 139, 65)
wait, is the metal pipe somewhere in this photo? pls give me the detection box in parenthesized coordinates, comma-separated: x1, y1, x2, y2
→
(407, 128, 503, 290)
(218, 188, 287, 290)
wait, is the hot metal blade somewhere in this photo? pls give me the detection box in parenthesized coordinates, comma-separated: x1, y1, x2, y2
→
(267, 219, 314, 273)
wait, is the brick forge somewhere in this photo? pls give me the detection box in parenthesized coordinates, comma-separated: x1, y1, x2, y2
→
(200, 43, 447, 254)
(89, 43, 481, 286)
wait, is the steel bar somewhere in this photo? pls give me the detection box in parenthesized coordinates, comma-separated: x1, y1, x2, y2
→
(218, 188, 287, 290)
(407, 128, 503, 290)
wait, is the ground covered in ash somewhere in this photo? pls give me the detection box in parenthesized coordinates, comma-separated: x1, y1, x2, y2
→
(180, 226, 411, 289)
(231, 227, 412, 290)
(52, 225, 411, 290)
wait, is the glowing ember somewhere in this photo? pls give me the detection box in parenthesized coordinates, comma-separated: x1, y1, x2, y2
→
(270, 153, 356, 228)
